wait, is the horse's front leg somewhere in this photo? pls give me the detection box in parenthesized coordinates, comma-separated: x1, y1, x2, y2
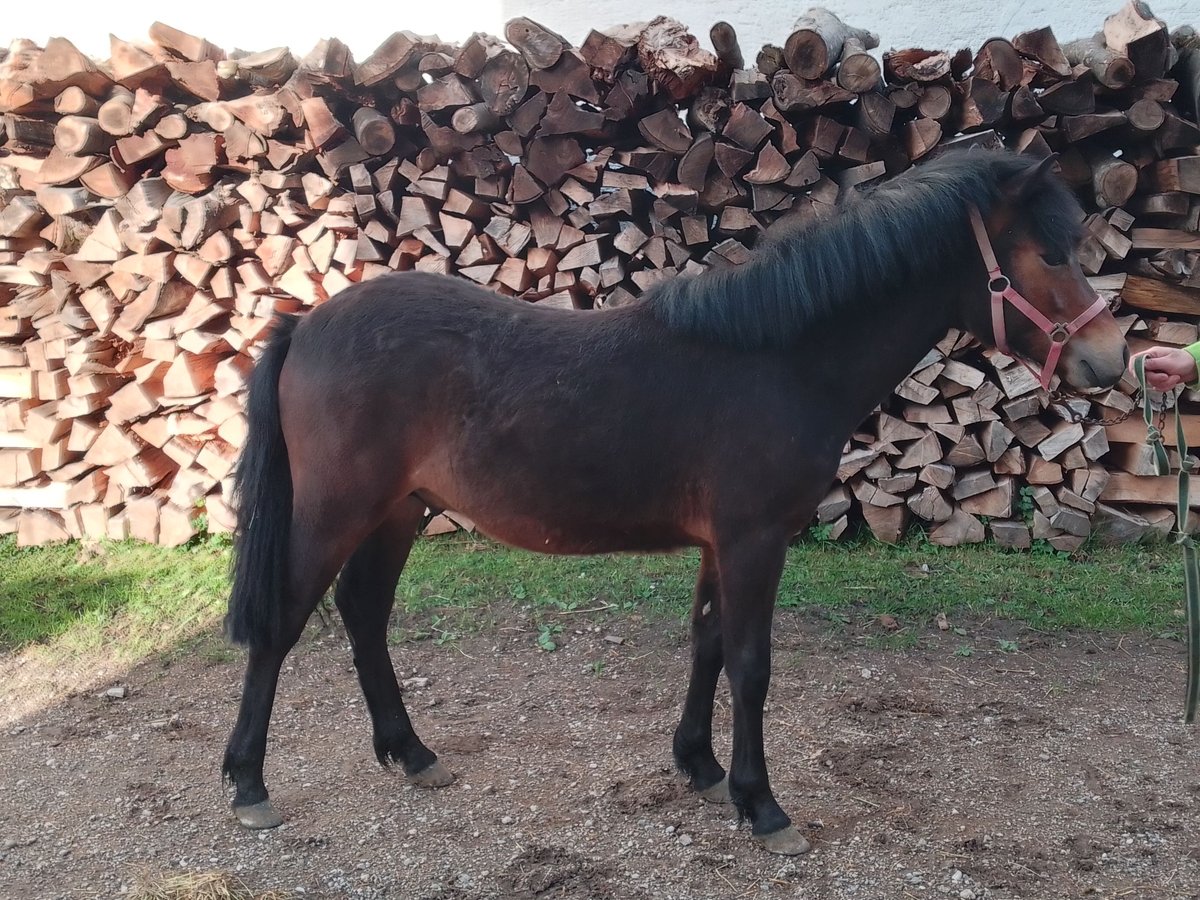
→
(714, 528, 810, 856)
(673, 548, 730, 801)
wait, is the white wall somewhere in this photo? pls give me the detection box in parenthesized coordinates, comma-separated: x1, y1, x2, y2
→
(499, 1, 1195, 63)
(3, 1, 1196, 66)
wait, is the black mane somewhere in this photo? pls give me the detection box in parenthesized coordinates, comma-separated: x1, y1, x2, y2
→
(645, 149, 1086, 350)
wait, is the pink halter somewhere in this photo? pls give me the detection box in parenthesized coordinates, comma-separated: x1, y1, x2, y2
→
(967, 206, 1106, 391)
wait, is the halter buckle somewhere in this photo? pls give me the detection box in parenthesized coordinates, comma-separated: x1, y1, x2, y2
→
(988, 275, 1010, 294)
(1049, 323, 1070, 343)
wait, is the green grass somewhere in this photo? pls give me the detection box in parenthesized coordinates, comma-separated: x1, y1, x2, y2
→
(0, 532, 1190, 657)
(395, 534, 1187, 634)
(0, 536, 232, 657)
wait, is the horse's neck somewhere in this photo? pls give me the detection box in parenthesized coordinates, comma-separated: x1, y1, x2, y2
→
(808, 284, 959, 433)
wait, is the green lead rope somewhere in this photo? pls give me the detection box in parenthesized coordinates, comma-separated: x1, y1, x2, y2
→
(1133, 355, 1200, 724)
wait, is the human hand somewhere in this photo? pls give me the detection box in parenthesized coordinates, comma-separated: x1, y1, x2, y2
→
(1129, 346, 1199, 392)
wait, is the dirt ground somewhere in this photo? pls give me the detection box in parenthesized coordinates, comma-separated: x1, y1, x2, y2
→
(1, 604, 1198, 900)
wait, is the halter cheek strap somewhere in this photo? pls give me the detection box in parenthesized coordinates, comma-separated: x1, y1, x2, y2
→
(967, 206, 1107, 391)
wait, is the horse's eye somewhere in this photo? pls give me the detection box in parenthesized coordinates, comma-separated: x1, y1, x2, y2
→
(1041, 250, 1067, 267)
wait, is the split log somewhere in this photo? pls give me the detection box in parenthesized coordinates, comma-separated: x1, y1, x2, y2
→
(540, 90, 606, 136)
(1060, 110, 1127, 143)
(973, 38, 1023, 90)
(1092, 504, 1153, 544)
(479, 50, 530, 116)
(530, 50, 600, 103)
(957, 78, 1008, 131)
(506, 17, 569, 70)
(163, 133, 222, 193)
(1151, 157, 1200, 194)
(903, 118, 942, 161)
(297, 96, 343, 148)
(223, 92, 286, 136)
(579, 25, 642, 80)
(1012, 26, 1072, 77)
(164, 61, 223, 102)
(23, 37, 113, 98)
(114, 131, 167, 166)
(418, 74, 478, 112)
(81, 162, 140, 200)
(356, 31, 425, 86)
(856, 90, 895, 137)
(930, 509, 985, 546)
(107, 35, 166, 86)
(908, 485, 953, 522)
(639, 108, 693, 154)
(299, 37, 355, 85)
(220, 47, 296, 87)
(1009, 87, 1045, 123)
(862, 503, 907, 544)
(149, 21, 222, 63)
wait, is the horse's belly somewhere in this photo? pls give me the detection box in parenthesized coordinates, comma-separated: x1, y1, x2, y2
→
(463, 512, 694, 555)
(414, 447, 700, 555)
(418, 484, 695, 554)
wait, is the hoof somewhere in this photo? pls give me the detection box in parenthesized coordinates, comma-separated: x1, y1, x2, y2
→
(407, 759, 454, 788)
(234, 800, 284, 830)
(697, 777, 731, 804)
(753, 825, 811, 856)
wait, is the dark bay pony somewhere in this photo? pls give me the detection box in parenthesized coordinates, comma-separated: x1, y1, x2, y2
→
(221, 149, 1129, 854)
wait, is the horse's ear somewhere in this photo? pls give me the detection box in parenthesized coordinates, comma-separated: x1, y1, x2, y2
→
(1005, 153, 1060, 200)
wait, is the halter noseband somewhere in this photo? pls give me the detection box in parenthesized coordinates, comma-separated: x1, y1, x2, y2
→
(967, 206, 1106, 391)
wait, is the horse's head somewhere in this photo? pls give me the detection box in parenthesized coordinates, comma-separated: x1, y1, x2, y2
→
(961, 154, 1129, 390)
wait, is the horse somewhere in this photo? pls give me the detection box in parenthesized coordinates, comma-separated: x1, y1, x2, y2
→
(220, 148, 1129, 855)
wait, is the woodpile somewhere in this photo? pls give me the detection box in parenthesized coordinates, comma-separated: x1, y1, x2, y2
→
(822, 314, 1169, 551)
(0, 3, 1198, 547)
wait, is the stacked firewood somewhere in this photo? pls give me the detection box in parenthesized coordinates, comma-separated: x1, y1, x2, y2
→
(824, 319, 1138, 551)
(0, 4, 1198, 547)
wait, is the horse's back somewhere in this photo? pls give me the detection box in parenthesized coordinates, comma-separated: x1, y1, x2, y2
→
(290, 270, 566, 357)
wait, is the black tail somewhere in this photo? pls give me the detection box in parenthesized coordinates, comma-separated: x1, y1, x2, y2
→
(226, 314, 299, 650)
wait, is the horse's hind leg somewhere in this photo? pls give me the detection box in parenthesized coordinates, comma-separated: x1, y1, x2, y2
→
(223, 517, 358, 829)
(334, 496, 452, 787)
(673, 549, 730, 802)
